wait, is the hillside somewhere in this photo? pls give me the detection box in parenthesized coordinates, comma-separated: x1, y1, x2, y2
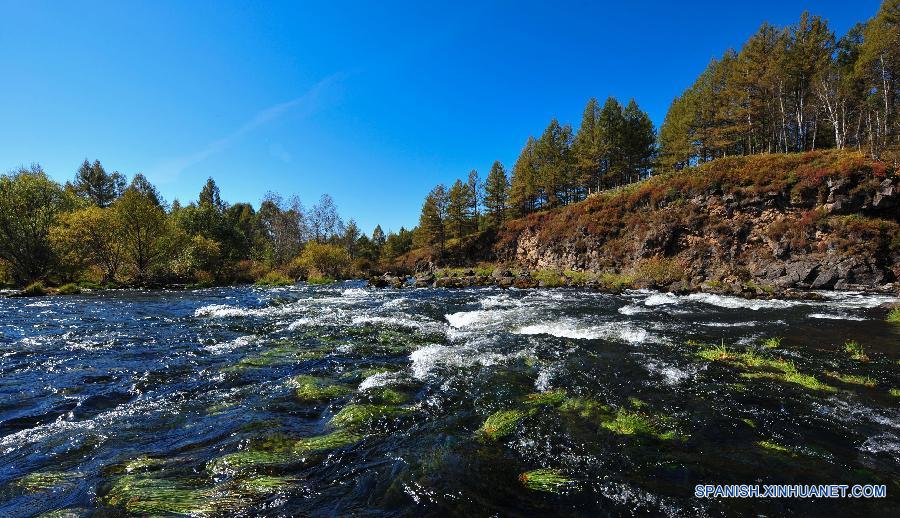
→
(395, 151, 900, 296)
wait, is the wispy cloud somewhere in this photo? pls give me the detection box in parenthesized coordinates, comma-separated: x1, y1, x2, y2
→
(149, 73, 342, 182)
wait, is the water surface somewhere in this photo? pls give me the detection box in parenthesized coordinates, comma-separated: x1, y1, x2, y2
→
(1, 284, 898, 516)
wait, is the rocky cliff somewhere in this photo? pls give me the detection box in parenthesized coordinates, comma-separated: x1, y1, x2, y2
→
(495, 151, 899, 295)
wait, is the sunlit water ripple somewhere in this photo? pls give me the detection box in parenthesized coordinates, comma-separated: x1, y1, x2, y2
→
(1, 283, 898, 516)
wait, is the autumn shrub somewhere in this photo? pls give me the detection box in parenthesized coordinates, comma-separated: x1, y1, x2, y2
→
(298, 242, 350, 280)
(56, 283, 82, 295)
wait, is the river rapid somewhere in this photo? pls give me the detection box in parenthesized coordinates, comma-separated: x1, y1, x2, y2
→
(1, 284, 898, 516)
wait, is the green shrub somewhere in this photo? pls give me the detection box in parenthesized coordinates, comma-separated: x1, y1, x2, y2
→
(887, 308, 900, 324)
(254, 271, 293, 287)
(531, 269, 565, 287)
(56, 283, 81, 295)
(21, 281, 47, 296)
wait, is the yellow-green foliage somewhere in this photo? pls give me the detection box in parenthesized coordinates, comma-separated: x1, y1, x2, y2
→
(531, 269, 566, 287)
(56, 283, 81, 295)
(519, 468, 574, 493)
(597, 272, 637, 291)
(890, 388, 900, 398)
(740, 371, 837, 392)
(291, 375, 351, 402)
(254, 271, 293, 287)
(477, 409, 531, 441)
(886, 308, 900, 324)
(635, 257, 682, 285)
(21, 281, 47, 296)
(298, 242, 350, 280)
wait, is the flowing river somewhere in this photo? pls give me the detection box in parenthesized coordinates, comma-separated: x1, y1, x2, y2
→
(1, 284, 898, 516)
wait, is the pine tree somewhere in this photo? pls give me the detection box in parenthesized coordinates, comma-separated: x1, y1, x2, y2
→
(372, 224, 386, 257)
(572, 98, 602, 197)
(509, 137, 539, 215)
(658, 93, 696, 170)
(467, 169, 482, 232)
(418, 184, 449, 261)
(446, 179, 474, 238)
(73, 159, 125, 207)
(622, 99, 657, 182)
(534, 119, 573, 208)
(484, 160, 509, 227)
(597, 98, 625, 188)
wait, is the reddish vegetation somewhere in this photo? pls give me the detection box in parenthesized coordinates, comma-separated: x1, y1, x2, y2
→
(494, 150, 899, 293)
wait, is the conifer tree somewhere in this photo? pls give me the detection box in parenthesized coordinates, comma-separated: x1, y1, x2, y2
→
(418, 184, 449, 261)
(484, 160, 509, 227)
(509, 137, 539, 215)
(573, 98, 601, 196)
(73, 159, 125, 208)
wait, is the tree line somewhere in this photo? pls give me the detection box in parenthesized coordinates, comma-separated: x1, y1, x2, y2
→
(416, 96, 656, 258)
(0, 159, 412, 287)
(659, 1, 900, 169)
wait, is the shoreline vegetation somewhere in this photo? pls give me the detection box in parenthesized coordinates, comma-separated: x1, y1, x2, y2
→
(2, 4, 899, 300)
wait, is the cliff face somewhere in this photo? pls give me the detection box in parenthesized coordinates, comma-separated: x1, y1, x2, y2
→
(496, 151, 900, 293)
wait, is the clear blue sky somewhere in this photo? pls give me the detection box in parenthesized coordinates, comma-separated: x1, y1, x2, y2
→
(0, 0, 881, 234)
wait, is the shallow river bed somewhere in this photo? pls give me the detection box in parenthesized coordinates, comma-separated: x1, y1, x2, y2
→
(1, 284, 898, 516)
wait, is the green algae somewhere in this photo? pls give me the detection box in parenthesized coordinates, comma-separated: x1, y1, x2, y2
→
(761, 337, 783, 349)
(627, 397, 647, 409)
(757, 440, 797, 456)
(371, 387, 409, 405)
(329, 404, 409, 429)
(523, 388, 567, 407)
(207, 449, 298, 476)
(844, 340, 869, 362)
(235, 475, 296, 494)
(741, 418, 757, 428)
(104, 474, 215, 516)
(477, 409, 532, 442)
(208, 430, 362, 476)
(519, 468, 575, 493)
(740, 371, 837, 392)
(291, 375, 351, 402)
(889, 388, 900, 398)
(823, 371, 876, 388)
(17, 471, 82, 492)
(338, 366, 396, 383)
(559, 397, 611, 419)
(292, 429, 362, 454)
(600, 409, 678, 440)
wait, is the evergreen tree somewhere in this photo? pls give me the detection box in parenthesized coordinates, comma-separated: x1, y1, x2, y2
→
(467, 169, 482, 232)
(622, 99, 657, 182)
(509, 137, 539, 215)
(483, 160, 509, 227)
(418, 185, 449, 260)
(597, 98, 625, 188)
(446, 179, 474, 238)
(343, 219, 361, 259)
(371, 224, 386, 257)
(534, 119, 573, 207)
(73, 159, 125, 207)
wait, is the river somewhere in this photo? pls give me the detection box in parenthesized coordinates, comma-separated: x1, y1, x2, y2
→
(1, 284, 898, 516)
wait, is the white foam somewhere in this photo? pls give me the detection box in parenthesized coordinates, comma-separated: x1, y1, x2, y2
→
(685, 293, 800, 310)
(809, 312, 866, 321)
(205, 335, 255, 354)
(358, 371, 400, 391)
(409, 343, 510, 380)
(515, 320, 650, 344)
(194, 304, 246, 318)
(341, 287, 370, 298)
(618, 304, 649, 315)
(445, 310, 490, 328)
(644, 293, 679, 306)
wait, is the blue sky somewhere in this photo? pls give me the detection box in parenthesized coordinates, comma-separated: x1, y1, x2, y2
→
(0, 0, 881, 234)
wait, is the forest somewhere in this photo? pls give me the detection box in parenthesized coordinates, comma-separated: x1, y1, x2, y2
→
(0, 160, 412, 290)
